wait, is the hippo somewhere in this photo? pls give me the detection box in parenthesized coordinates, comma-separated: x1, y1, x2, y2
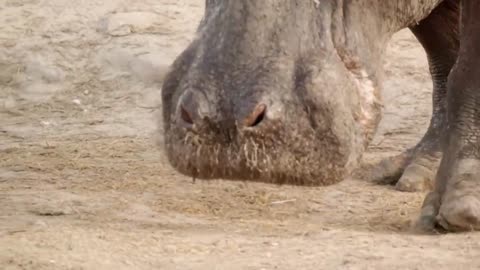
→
(161, 0, 480, 232)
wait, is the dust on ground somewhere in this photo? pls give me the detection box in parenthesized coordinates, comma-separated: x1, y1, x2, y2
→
(1, 1, 480, 269)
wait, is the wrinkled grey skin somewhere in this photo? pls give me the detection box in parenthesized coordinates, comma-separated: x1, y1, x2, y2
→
(163, 0, 480, 232)
(161, 0, 445, 186)
(373, 0, 460, 192)
(415, 0, 480, 232)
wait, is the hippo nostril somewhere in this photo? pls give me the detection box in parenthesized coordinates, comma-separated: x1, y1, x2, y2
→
(243, 104, 267, 127)
(180, 105, 194, 125)
(177, 90, 210, 127)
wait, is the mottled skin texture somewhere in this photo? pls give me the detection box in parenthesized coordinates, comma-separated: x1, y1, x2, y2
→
(415, 0, 480, 232)
(372, 0, 460, 192)
(161, 0, 480, 231)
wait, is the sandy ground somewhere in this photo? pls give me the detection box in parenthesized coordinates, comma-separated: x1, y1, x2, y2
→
(1, 1, 480, 269)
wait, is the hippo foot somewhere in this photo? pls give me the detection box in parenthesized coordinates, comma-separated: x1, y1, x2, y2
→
(394, 152, 440, 192)
(415, 158, 480, 232)
(369, 146, 441, 192)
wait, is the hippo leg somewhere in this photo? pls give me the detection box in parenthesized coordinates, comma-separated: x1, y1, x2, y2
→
(416, 0, 480, 232)
(371, 1, 459, 192)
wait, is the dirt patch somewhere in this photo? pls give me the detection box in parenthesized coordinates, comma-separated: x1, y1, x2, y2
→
(1, 1, 480, 269)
